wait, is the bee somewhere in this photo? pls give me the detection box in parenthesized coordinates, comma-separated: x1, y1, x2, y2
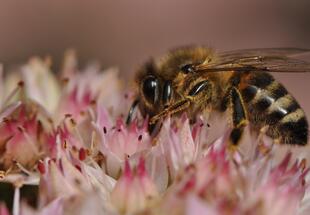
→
(127, 46, 310, 147)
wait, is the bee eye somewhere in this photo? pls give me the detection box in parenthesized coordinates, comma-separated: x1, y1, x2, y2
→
(142, 76, 159, 104)
(163, 80, 173, 105)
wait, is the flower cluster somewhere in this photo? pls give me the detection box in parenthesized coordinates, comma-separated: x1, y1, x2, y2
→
(0, 51, 309, 215)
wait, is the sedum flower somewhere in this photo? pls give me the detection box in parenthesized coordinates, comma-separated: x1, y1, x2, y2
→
(155, 115, 207, 179)
(0, 101, 51, 171)
(94, 108, 152, 178)
(155, 137, 308, 215)
(111, 157, 158, 214)
(21, 57, 61, 114)
(3, 57, 60, 114)
(0, 52, 309, 215)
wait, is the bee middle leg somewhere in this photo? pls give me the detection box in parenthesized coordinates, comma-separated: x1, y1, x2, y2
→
(229, 87, 248, 149)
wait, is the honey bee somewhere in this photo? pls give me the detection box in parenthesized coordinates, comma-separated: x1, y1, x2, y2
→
(127, 46, 310, 146)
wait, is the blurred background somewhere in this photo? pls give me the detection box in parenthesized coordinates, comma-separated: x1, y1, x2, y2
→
(0, 0, 309, 112)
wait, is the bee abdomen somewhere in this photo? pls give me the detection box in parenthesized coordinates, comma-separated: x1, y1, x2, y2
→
(276, 110, 308, 145)
(240, 72, 308, 145)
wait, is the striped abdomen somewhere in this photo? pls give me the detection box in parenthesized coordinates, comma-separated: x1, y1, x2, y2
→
(240, 72, 308, 145)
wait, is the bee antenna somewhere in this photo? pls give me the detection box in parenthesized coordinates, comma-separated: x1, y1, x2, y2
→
(126, 99, 140, 125)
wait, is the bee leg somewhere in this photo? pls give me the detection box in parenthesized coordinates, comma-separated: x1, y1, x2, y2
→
(126, 99, 139, 125)
(229, 87, 248, 150)
(150, 80, 212, 124)
(149, 98, 191, 124)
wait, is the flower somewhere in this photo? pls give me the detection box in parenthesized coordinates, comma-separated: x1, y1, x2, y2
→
(3, 57, 60, 114)
(156, 139, 308, 215)
(155, 115, 207, 179)
(111, 157, 158, 214)
(94, 109, 152, 178)
(0, 101, 51, 171)
(0, 51, 309, 215)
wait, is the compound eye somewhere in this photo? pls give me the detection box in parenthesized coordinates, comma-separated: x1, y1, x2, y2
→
(162, 80, 173, 106)
(142, 76, 159, 104)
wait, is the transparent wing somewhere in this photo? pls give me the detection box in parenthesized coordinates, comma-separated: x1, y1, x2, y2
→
(195, 48, 310, 73)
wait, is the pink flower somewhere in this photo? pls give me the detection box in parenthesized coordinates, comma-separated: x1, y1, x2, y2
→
(157, 136, 308, 215)
(0, 52, 309, 215)
(156, 115, 207, 178)
(57, 64, 125, 123)
(94, 105, 152, 178)
(111, 157, 158, 214)
(3, 57, 60, 114)
(0, 102, 50, 171)
(32, 151, 116, 215)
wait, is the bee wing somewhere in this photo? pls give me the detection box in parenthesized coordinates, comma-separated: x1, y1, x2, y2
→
(219, 47, 310, 59)
(196, 48, 310, 73)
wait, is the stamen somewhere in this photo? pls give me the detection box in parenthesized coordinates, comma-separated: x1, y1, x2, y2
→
(2, 82, 23, 107)
(56, 134, 62, 160)
(13, 186, 20, 215)
(37, 160, 46, 174)
(79, 148, 87, 161)
(14, 161, 32, 176)
(90, 131, 96, 154)
(62, 139, 67, 149)
(0, 101, 22, 121)
(138, 134, 142, 141)
(72, 121, 86, 147)
(87, 106, 96, 121)
(0, 170, 5, 179)
(300, 158, 307, 170)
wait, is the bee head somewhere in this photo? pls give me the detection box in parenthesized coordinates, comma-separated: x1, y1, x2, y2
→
(135, 61, 168, 118)
(129, 46, 214, 125)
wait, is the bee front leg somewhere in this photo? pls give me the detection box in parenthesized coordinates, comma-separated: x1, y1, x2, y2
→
(229, 87, 248, 150)
(126, 99, 140, 125)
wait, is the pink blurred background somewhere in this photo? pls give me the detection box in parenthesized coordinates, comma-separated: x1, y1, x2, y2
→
(0, 0, 309, 115)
